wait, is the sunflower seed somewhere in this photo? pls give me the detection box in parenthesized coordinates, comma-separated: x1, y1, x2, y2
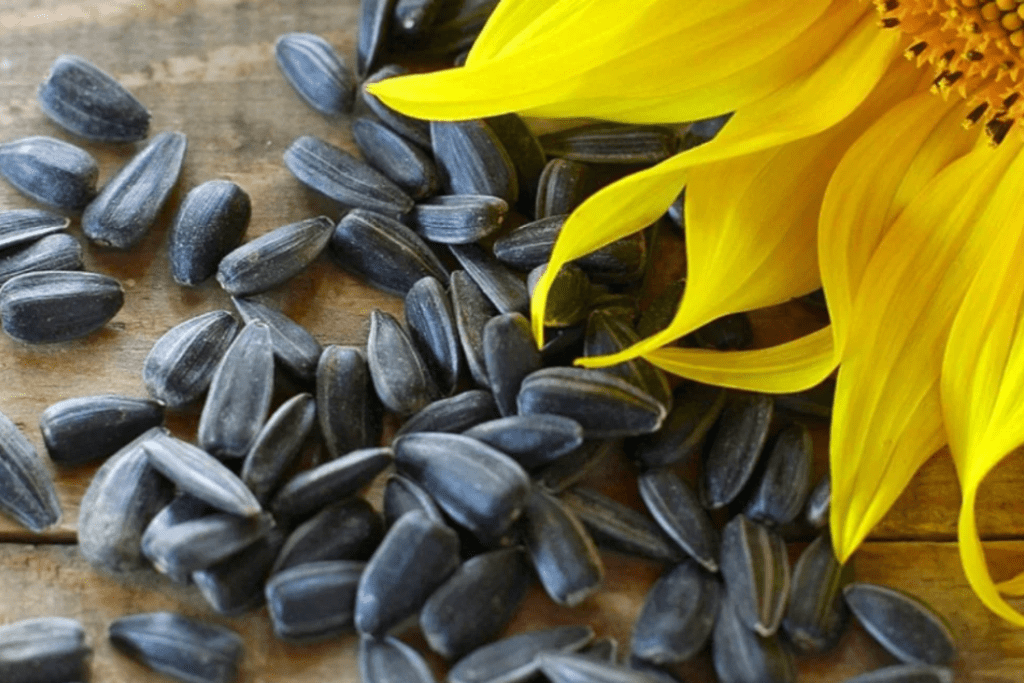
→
(0, 270, 123, 343)
(589, 289, 638, 323)
(805, 474, 831, 529)
(536, 158, 591, 219)
(539, 123, 677, 165)
(361, 65, 432, 149)
(540, 322, 586, 365)
(0, 617, 90, 683)
(421, 547, 532, 659)
(0, 209, 69, 251)
(712, 593, 796, 683)
(40, 394, 164, 467)
(0, 408, 61, 533)
(689, 312, 754, 351)
(394, 432, 531, 544)
(485, 113, 545, 207)
(78, 428, 172, 572)
(775, 378, 835, 422)
(368, 309, 441, 416)
(666, 189, 684, 230)
(395, 389, 499, 437)
(431, 120, 518, 203)
(331, 209, 448, 295)
(534, 439, 619, 494)
(360, 634, 437, 683)
(582, 638, 618, 663)
(720, 515, 791, 637)
(745, 423, 814, 527)
(410, 194, 508, 244)
(584, 309, 672, 410)
(560, 486, 683, 564)
(143, 310, 240, 408)
(383, 474, 444, 527)
(355, 509, 460, 636)
(143, 512, 273, 579)
(683, 114, 732, 147)
(518, 367, 667, 438)
(631, 560, 720, 664)
(782, 532, 852, 654)
(451, 243, 529, 315)
(0, 233, 84, 286)
(168, 180, 251, 287)
(405, 275, 461, 395)
(82, 131, 187, 249)
(316, 346, 383, 460)
(272, 497, 384, 572)
(398, 0, 498, 56)
(140, 493, 213, 581)
(358, 0, 399, 78)
(240, 393, 316, 505)
(143, 433, 262, 517)
(392, 0, 443, 35)
(464, 414, 583, 470)
(284, 135, 414, 214)
(447, 625, 594, 683)
(232, 297, 322, 382)
(265, 560, 364, 642)
(353, 116, 439, 199)
(841, 665, 955, 683)
(275, 32, 355, 116)
(451, 269, 497, 388)
(521, 486, 604, 607)
(193, 527, 286, 616)
(270, 447, 393, 523)
(528, 263, 591, 328)
(637, 469, 719, 572)
(216, 216, 333, 296)
(537, 652, 659, 683)
(108, 612, 243, 683)
(635, 279, 685, 339)
(37, 54, 150, 142)
(843, 583, 956, 666)
(484, 312, 542, 416)
(0, 136, 98, 211)
(629, 382, 726, 468)
(700, 393, 773, 510)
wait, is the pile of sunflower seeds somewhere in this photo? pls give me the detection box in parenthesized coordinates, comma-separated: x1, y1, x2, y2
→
(0, 2, 959, 682)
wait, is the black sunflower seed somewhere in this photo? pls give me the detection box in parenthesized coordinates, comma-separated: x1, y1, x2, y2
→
(216, 216, 334, 296)
(843, 582, 957, 666)
(316, 345, 384, 460)
(432, 120, 519, 203)
(700, 393, 773, 510)
(0, 135, 98, 211)
(0, 270, 124, 343)
(538, 123, 677, 165)
(447, 625, 594, 683)
(168, 180, 251, 287)
(270, 447, 393, 523)
(720, 515, 791, 637)
(484, 312, 542, 416)
(782, 532, 853, 655)
(395, 389, 499, 437)
(744, 423, 814, 527)
(0, 617, 90, 683)
(0, 209, 69, 251)
(405, 275, 462, 395)
(637, 468, 719, 572)
(0, 233, 84, 286)
(352, 116, 440, 199)
(40, 394, 164, 467)
(272, 497, 384, 572)
(275, 32, 355, 116)
(233, 297, 322, 383)
(109, 612, 243, 683)
(631, 560, 720, 665)
(265, 560, 365, 643)
(240, 392, 316, 505)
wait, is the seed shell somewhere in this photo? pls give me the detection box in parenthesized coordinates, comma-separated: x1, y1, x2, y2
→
(395, 389, 499, 437)
(538, 123, 677, 165)
(720, 515, 791, 637)
(265, 560, 365, 643)
(240, 393, 316, 505)
(360, 635, 437, 683)
(464, 414, 583, 470)
(216, 216, 333, 296)
(0, 209, 69, 251)
(534, 438, 619, 494)
(0, 135, 98, 211)
(841, 665, 955, 683)
(233, 297, 322, 382)
(712, 594, 796, 683)
(450, 243, 529, 315)
(193, 527, 286, 617)
(447, 625, 594, 683)
(405, 275, 462, 395)
(358, 0, 399, 77)
(275, 32, 355, 116)
(537, 652, 658, 683)
(843, 582, 957, 666)
(361, 65, 432, 149)
(485, 113, 546, 207)
(40, 393, 164, 466)
(272, 497, 384, 572)
(108, 612, 243, 683)
(0, 270, 124, 343)
(637, 469, 719, 572)
(700, 393, 773, 510)
(316, 345, 383, 460)
(629, 381, 726, 468)
(0, 233, 84, 286)
(368, 309, 441, 416)
(383, 474, 444, 527)
(451, 269, 497, 388)
(631, 560, 720, 664)
(168, 180, 252, 286)
(584, 309, 672, 410)
(484, 312, 541, 416)
(0, 408, 62, 532)
(410, 194, 507, 245)
(431, 120, 518, 203)
(535, 158, 591, 219)
(143, 512, 273, 580)
(352, 116, 440, 199)
(744, 423, 814, 526)
(782, 532, 853, 655)
(528, 263, 591, 328)
(142, 310, 240, 408)
(805, 474, 831, 529)
(140, 494, 214, 582)
(270, 447, 393, 523)
(0, 617, 90, 683)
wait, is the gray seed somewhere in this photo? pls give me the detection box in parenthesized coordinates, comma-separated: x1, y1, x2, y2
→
(233, 297, 322, 382)
(143, 310, 240, 408)
(355, 510, 460, 636)
(270, 447, 393, 523)
(275, 32, 355, 116)
(745, 423, 814, 526)
(431, 120, 519, 203)
(631, 560, 720, 664)
(353, 117, 440, 199)
(143, 432, 262, 517)
(82, 131, 187, 250)
(464, 414, 583, 470)
(272, 497, 384, 572)
(805, 474, 831, 529)
(774, 378, 835, 421)
(37, 54, 150, 142)
(284, 135, 414, 214)
(216, 215, 333, 296)
(410, 194, 508, 244)
(700, 393, 773, 510)
(0, 617, 90, 683)
(581, 638, 618, 663)
(536, 158, 591, 219)
(451, 269, 497, 388)
(0, 209, 69, 251)
(108, 612, 243, 683)
(40, 393, 164, 467)
(0, 408, 62, 532)
(420, 547, 532, 659)
(528, 263, 590, 328)
(168, 180, 251, 287)
(240, 393, 316, 505)
(538, 123, 677, 165)
(637, 469, 719, 572)
(193, 527, 286, 617)
(450, 243, 529, 314)
(521, 486, 604, 607)
(143, 512, 273, 579)
(265, 560, 365, 643)
(360, 634, 438, 683)
(666, 189, 684, 231)
(392, 0, 444, 35)
(77, 427, 173, 572)
(368, 309, 441, 416)
(712, 594, 796, 683)
(537, 652, 660, 683)
(383, 474, 444, 527)
(518, 367, 667, 438)
(394, 432, 530, 544)
(0, 270, 124, 343)
(395, 389, 499, 437)
(782, 532, 853, 655)
(534, 439, 619, 494)
(843, 582, 957, 666)
(0, 135, 98, 211)
(584, 309, 672, 410)
(720, 515, 791, 637)
(0, 233, 84, 286)
(841, 665, 955, 683)
(405, 275, 462, 395)
(484, 312, 541, 416)
(358, 0, 400, 78)
(361, 65, 432, 149)
(447, 625, 594, 683)
(331, 209, 448, 295)
(140, 494, 213, 582)
(629, 381, 726, 468)
(485, 113, 546, 207)
(316, 345, 383, 460)
(397, 0, 498, 56)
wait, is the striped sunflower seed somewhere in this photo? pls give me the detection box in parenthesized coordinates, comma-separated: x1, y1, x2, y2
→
(140, 494, 213, 582)
(631, 560, 720, 665)
(216, 216, 333, 296)
(405, 275, 462, 395)
(0, 617, 90, 683)
(700, 393, 773, 510)
(464, 414, 583, 470)
(39, 394, 164, 467)
(109, 612, 243, 683)
(537, 652, 658, 683)
(394, 0, 498, 57)
(82, 131, 187, 250)
(450, 242, 529, 315)
(0, 209, 69, 251)
(843, 583, 956, 666)
(240, 392, 316, 505)
(357, 0, 399, 77)
(712, 593, 796, 683)
(805, 474, 831, 529)
(484, 312, 542, 416)
(193, 527, 285, 617)
(841, 665, 955, 683)
(431, 120, 519, 203)
(142, 310, 240, 408)
(535, 158, 591, 219)
(720, 515, 791, 637)
(272, 497, 384, 572)
(582, 638, 618, 663)
(266, 560, 365, 642)
(538, 123, 677, 165)
(0, 408, 61, 532)
(410, 194, 508, 245)
(451, 269, 497, 388)
(361, 65, 432, 150)
(275, 32, 355, 116)
(782, 532, 853, 655)
(383, 474, 444, 527)
(0, 233, 84, 286)
(0, 136, 98, 211)
(485, 113, 546, 206)
(584, 309, 672, 410)
(233, 297, 322, 383)
(629, 381, 726, 468)
(534, 439, 619, 494)
(368, 309, 441, 416)
(447, 625, 594, 683)
(352, 116, 440, 199)
(744, 423, 814, 527)
(395, 389, 499, 437)
(0, 270, 124, 343)
(528, 263, 591, 328)
(270, 447, 393, 523)
(37, 54, 150, 142)
(392, 0, 443, 35)
(316, 345, 383, 460)
(143, 511, 273, 580)
(360, 635, 437, 683)
(168, 180, 251, 287)
(637, 469, 719, 572)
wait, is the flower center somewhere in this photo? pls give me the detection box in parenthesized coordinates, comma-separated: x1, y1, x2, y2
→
(876, 0, 1024, 143)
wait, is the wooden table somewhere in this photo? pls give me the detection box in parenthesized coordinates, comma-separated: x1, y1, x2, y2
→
(1, 1, 1023, 681)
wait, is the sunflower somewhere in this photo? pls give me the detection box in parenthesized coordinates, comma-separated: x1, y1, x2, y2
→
(369, 0, 1024, 624)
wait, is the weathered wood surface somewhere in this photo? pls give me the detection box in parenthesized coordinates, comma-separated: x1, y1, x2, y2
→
(0, 0, 1022, 681)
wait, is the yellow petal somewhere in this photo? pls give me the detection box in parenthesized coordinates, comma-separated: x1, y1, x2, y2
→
(829, 139, 1023, 563)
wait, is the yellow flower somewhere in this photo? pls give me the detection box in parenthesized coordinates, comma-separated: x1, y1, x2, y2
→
(370, 0, 1024, 623)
